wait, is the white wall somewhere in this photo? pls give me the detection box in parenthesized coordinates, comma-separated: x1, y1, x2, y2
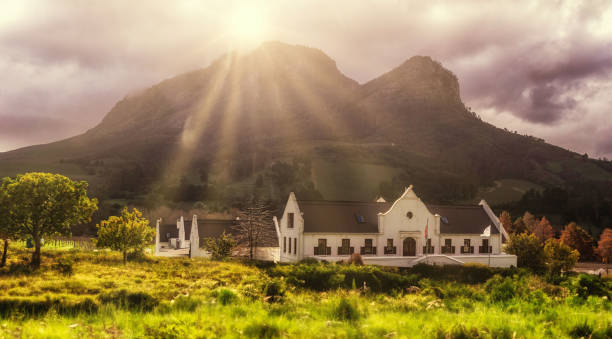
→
(278, 193, 303, 263)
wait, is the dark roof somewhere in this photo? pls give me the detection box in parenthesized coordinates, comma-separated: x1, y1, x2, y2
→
(298, 200, 392, 233)
(159, 219, 279, 247)
(427, 205, 498, 235)
(296, 200, 497, 235)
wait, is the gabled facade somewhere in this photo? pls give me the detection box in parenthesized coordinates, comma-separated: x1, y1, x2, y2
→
(276, 186, 516, 267)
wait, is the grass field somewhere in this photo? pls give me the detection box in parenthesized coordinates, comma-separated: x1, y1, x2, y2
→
(0, 246, 611, 338)
(471, 179, 544, 205)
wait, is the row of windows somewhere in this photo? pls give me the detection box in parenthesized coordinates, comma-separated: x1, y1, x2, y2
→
(283, 236, 297, 255)
(312, 238, 493, 255)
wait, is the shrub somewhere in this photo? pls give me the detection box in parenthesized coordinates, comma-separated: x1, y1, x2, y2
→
(54, 258, 73, 276)
(505, 233, 546, 272)
(263, 279, 285, 303)
(204, 231, 236, 260)
(215, 288, 238, 305)
(544, 239, 579, 276)
(485, 275, 516, 302)
(568, 321, 593, 338)
(244, 321, 281, 338)
(332, 298, 360, 322)
(571, 274, 609, 298)
(0, 295, 98, 317)
(98, 289, 159, 311)
(173, 295, 201, 312)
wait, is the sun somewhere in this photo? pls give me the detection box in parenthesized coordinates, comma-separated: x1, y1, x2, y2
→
(228, 6, 268, 45)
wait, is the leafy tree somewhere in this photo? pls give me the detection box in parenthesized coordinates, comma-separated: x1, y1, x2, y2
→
(204, 231, 236, 260)
(510, 217, 528, 235)
(544, 239, 579, 275)
(4, 173, 98, 267)
(504, 233, 545, 271)
(233, 199, 274, 260)
(560, 222, 595, 261)
(522, 211, 537, 233)
(96, 208, 154, 264)
(532, 216, 554, 242)
(0, 178, 19, 267)
(499, 211, 513, 235)
(597, 228, 612, 273)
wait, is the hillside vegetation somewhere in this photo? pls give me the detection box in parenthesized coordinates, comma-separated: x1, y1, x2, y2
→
(0, 246, 611, 338)
(1, 42, 612, 233)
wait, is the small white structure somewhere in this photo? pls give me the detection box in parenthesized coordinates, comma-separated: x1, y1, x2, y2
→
(277, 186, 517, 268)
(190, 215, 200, 258)
(177, 216, 186, 249)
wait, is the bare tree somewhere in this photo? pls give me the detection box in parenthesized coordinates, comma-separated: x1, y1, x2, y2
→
(233, 199, 274, 260)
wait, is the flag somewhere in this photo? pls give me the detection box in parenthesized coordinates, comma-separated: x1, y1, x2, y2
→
(424, 218, 429, 240)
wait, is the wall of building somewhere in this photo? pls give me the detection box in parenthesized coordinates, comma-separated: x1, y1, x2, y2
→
(278, 193, 303, 263)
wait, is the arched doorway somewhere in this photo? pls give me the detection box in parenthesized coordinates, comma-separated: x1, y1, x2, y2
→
(403, 237, 416, 256)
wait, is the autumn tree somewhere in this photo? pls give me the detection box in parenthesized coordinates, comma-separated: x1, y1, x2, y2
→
(544, 239, 579, 275)
(4, 173, 98, 267)
(510, 217, 528, 235)
(499, 211, 513, 234)
(233, 199, 274, 260)
(532, 216, 554, 242)
(96, 208, 154, 264)
(504, 233, 546, 271)
(0, 178, 19, 267)
(560, 222, 595, 261)
(597, 228, 612, 273)
(522, 211, 537, 233)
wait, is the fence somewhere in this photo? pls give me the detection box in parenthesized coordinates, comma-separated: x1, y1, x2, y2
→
(14, 236, 95, 250)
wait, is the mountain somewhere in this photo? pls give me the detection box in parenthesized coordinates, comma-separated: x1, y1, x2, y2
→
(1, 42, 612, 232)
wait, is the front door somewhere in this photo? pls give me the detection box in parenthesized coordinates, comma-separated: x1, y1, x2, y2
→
(403, 237, 416, 256)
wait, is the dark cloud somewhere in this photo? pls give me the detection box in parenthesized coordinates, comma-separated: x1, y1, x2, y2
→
(0, 0, 611, 158)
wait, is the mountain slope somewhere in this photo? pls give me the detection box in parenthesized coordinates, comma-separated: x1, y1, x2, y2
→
(1, 41, 611, 230)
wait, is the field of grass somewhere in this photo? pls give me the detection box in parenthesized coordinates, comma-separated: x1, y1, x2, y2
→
(472, 179, 544, 205)
(0, 246, 611, 338)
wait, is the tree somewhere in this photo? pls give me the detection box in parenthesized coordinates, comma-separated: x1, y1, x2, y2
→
(560, 222, 595, 261)
(544, 239, 579, 276)
(532, 216, 554, 242)
(510, 217, 528, 235)
(233, 199, 274, 260)
(597, 228, 612, 273)
(499, 211, 513, 235)
(0, 178, 19, 267)
(96, 208, 154, 264)
(504, 233, 546, 271)
(204, 231, 236, 260)
(522, 211, 537, 233)
(4, 173, 98, 267)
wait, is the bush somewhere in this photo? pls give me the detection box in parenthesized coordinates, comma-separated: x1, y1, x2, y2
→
(0, 295, 98, 317)
(54, 258, 74, 276)
(263, 279, 285, 302)
(204, 231, 236, 260)
(568, 321, 593, 338)
(215, 288, 238, 305)
(571, 274, 609, 298)
(484, 275, 517, 302)
(408, 263, 499, 284)
(505, 233, 546, 272)
(98, 289, 159, 311)
(244, 321, 281, 338)
(332, 298, 360, 322)
(173, 295, 202, 312)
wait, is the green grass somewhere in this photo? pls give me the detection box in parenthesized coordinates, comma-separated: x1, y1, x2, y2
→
(473, 179, 543, 205)
(0, 247, 611, 338)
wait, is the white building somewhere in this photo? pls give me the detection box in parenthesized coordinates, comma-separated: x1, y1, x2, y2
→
(275, 186, 516, 267)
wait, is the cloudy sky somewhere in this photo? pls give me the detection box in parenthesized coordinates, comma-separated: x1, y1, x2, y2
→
(1, 1, 612, 158)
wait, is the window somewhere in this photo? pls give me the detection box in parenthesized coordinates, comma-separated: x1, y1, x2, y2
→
(385, 239, 396, 254)
(294, 238, 297, 255)
(423, 238, 434, 254)
(442, 239, 455, 254)
(355, 214, 366, 223)
(461, 239, 474, 254)
(288, 237, 292, 253)
(361, 238, 376, 255)
(283, 237, 286, 253)
(314, 239, 330, 255)
(479, 239, 491, 254)
(288, 213, 294, 228)
(338, 239, 354, 255)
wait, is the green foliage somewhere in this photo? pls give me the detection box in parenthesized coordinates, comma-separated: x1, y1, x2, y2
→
(332, 298, 361, 322)
(2, 173, 98, 266)
(0, 295, 98, 317)
(244, 321, 281, 339)
(98, 289, 158, 311)
(204, 231, 236, 260)
(570, 274, 609, 299)
(96, 207, 154, 263)
(484, 275, 517, 302)
(568, 321, 593, 338)
(505, 233, 546, 271)
(263, 278, 285, 302)
(544, 239, 579, 276)
(215, 288, 238, 305)
(53, 257, 74, 276)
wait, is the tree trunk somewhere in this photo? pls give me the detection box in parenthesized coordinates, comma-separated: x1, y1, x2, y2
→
(123, 250, 127, 265)
(1, 239, 8, 267)
(31, 235, 41, 267)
